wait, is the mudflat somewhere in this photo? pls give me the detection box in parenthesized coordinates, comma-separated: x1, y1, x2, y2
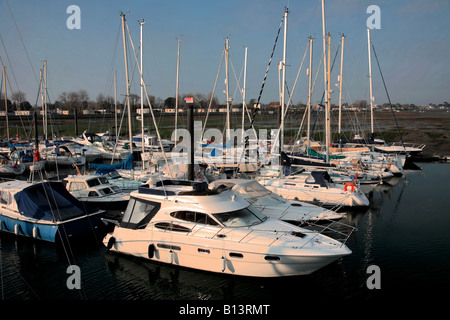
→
(372, 110, 450, 156)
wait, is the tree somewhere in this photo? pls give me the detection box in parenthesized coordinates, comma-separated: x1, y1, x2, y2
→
(58, 92, 68, 107)
(11, 91, 26, 109)
(164, 97, 176, 108)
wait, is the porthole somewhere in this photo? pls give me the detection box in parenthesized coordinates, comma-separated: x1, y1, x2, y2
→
(264, 255, 280, 261)
(157, 243, 181, 251)
(229, 252, 243, 259)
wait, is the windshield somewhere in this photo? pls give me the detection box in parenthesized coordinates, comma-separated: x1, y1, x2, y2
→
(212, 205, 267, 228)
(236, 181, 271, 199)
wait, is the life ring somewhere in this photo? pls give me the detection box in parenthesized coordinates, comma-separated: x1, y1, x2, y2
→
(0, 159, 7, 165)
(344, 182, 355, 192)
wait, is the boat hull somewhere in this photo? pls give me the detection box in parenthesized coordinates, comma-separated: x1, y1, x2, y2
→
(104, 231, 350, 278)
(0, 212, 105, 243)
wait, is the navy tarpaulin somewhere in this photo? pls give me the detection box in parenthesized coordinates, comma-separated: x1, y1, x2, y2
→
(14, 181, 97, 222)
(90, 153, 134, 173)
(310, 171, 331, 188)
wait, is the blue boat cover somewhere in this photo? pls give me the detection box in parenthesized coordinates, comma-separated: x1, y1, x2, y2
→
(90, 153, 133, 173)
(14, 181, 97, 222)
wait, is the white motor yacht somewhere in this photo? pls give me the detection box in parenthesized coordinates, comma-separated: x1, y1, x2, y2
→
(64, 174, 130, 210)
(209, 179, 344, 222)
(259, 171, 370, 209)
(103, 180, 352, 277)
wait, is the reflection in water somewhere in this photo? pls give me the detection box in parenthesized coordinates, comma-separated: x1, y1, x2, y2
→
(1, 164, 449, 302)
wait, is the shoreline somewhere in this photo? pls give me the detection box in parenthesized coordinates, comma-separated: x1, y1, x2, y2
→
(1, 110, 449, 160)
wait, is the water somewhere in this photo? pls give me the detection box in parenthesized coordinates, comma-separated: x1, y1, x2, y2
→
(1, 163, 449, 308)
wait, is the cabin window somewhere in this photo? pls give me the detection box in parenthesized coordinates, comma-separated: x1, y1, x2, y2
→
(170, 211, 219, 226)
(213, 205, 267, 228)
(157, 243, 181, 251)
(240, 182, 271, 198)
(120, 198, 160, 229)
(99, 187, 113, 195)
(87, 179, 101, 187)
(68, 182, 86, 192)
(88, 191, 99, 197)
(0, 191, 10, 205)
(98, 177, 109, 185)
(154, 222, 191, 233)
(111, 185, 121, 193)
(229, 252, 243, 259)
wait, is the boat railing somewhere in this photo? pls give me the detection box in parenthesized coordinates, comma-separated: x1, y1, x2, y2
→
(143, 219, 354, 248)
(298, 218, 357, 247)
(390, 142, 426, 150)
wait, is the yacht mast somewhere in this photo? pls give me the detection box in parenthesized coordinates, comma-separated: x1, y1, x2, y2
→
(139, 19, 145, 169)
(2, 67, 9, 141)
(280, 8, 288, 166)
(338, 34, 345, 148)
(321, 0, 330, 163)
(121, 13, 133, 155)
(114, 70, 117, 140)
(44, 60, 48, 140)
(225, 37, 230, 143)
(175, 37, 181, 146)
(241, 46, 248, 143)
(307, 36, 313, 152)
(326, 33, 331, 158)
(367, 27, 374, 138)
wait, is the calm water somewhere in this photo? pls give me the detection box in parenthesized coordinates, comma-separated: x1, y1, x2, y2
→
(1, 163, 449, 308)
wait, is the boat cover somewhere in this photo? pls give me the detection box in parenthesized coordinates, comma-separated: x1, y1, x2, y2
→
(14, 181, 97, 221)
(309, 171, 332, 188)
(90, 153, 134, 173)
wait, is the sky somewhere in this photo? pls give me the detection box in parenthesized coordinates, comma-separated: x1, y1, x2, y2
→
(1, 0, 449, 108)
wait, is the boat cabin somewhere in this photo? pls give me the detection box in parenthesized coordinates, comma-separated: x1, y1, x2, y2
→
(64, 175, 124, 199)
(119, 180, 267, 231)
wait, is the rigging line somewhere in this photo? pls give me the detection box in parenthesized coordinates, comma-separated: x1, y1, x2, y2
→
(245, 12, 284, 148)
(284, 42, 309, 118)
(103, 23, 122, 96)
(202, 50, 224, 137)
(125, 20, 173, 178)
(0, 33, 20, 92)
(371, 42, 404, 147)
(5, 0, 39, 86)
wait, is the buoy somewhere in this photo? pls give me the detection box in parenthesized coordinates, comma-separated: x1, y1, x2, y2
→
(148, 243, 155, 259)
(106, 236, 116, 250)
(344, 182, 355, 192)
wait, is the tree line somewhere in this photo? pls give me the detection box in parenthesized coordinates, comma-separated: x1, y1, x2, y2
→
(2, 89, 447, 113)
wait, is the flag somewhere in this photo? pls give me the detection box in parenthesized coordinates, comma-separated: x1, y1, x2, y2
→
(185, 97, 194, 104)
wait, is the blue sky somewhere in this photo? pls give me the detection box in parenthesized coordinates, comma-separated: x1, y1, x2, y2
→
(1, 0, 449, 107)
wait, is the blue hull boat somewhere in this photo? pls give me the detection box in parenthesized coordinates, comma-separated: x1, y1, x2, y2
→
(0, 179, 105, 243)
